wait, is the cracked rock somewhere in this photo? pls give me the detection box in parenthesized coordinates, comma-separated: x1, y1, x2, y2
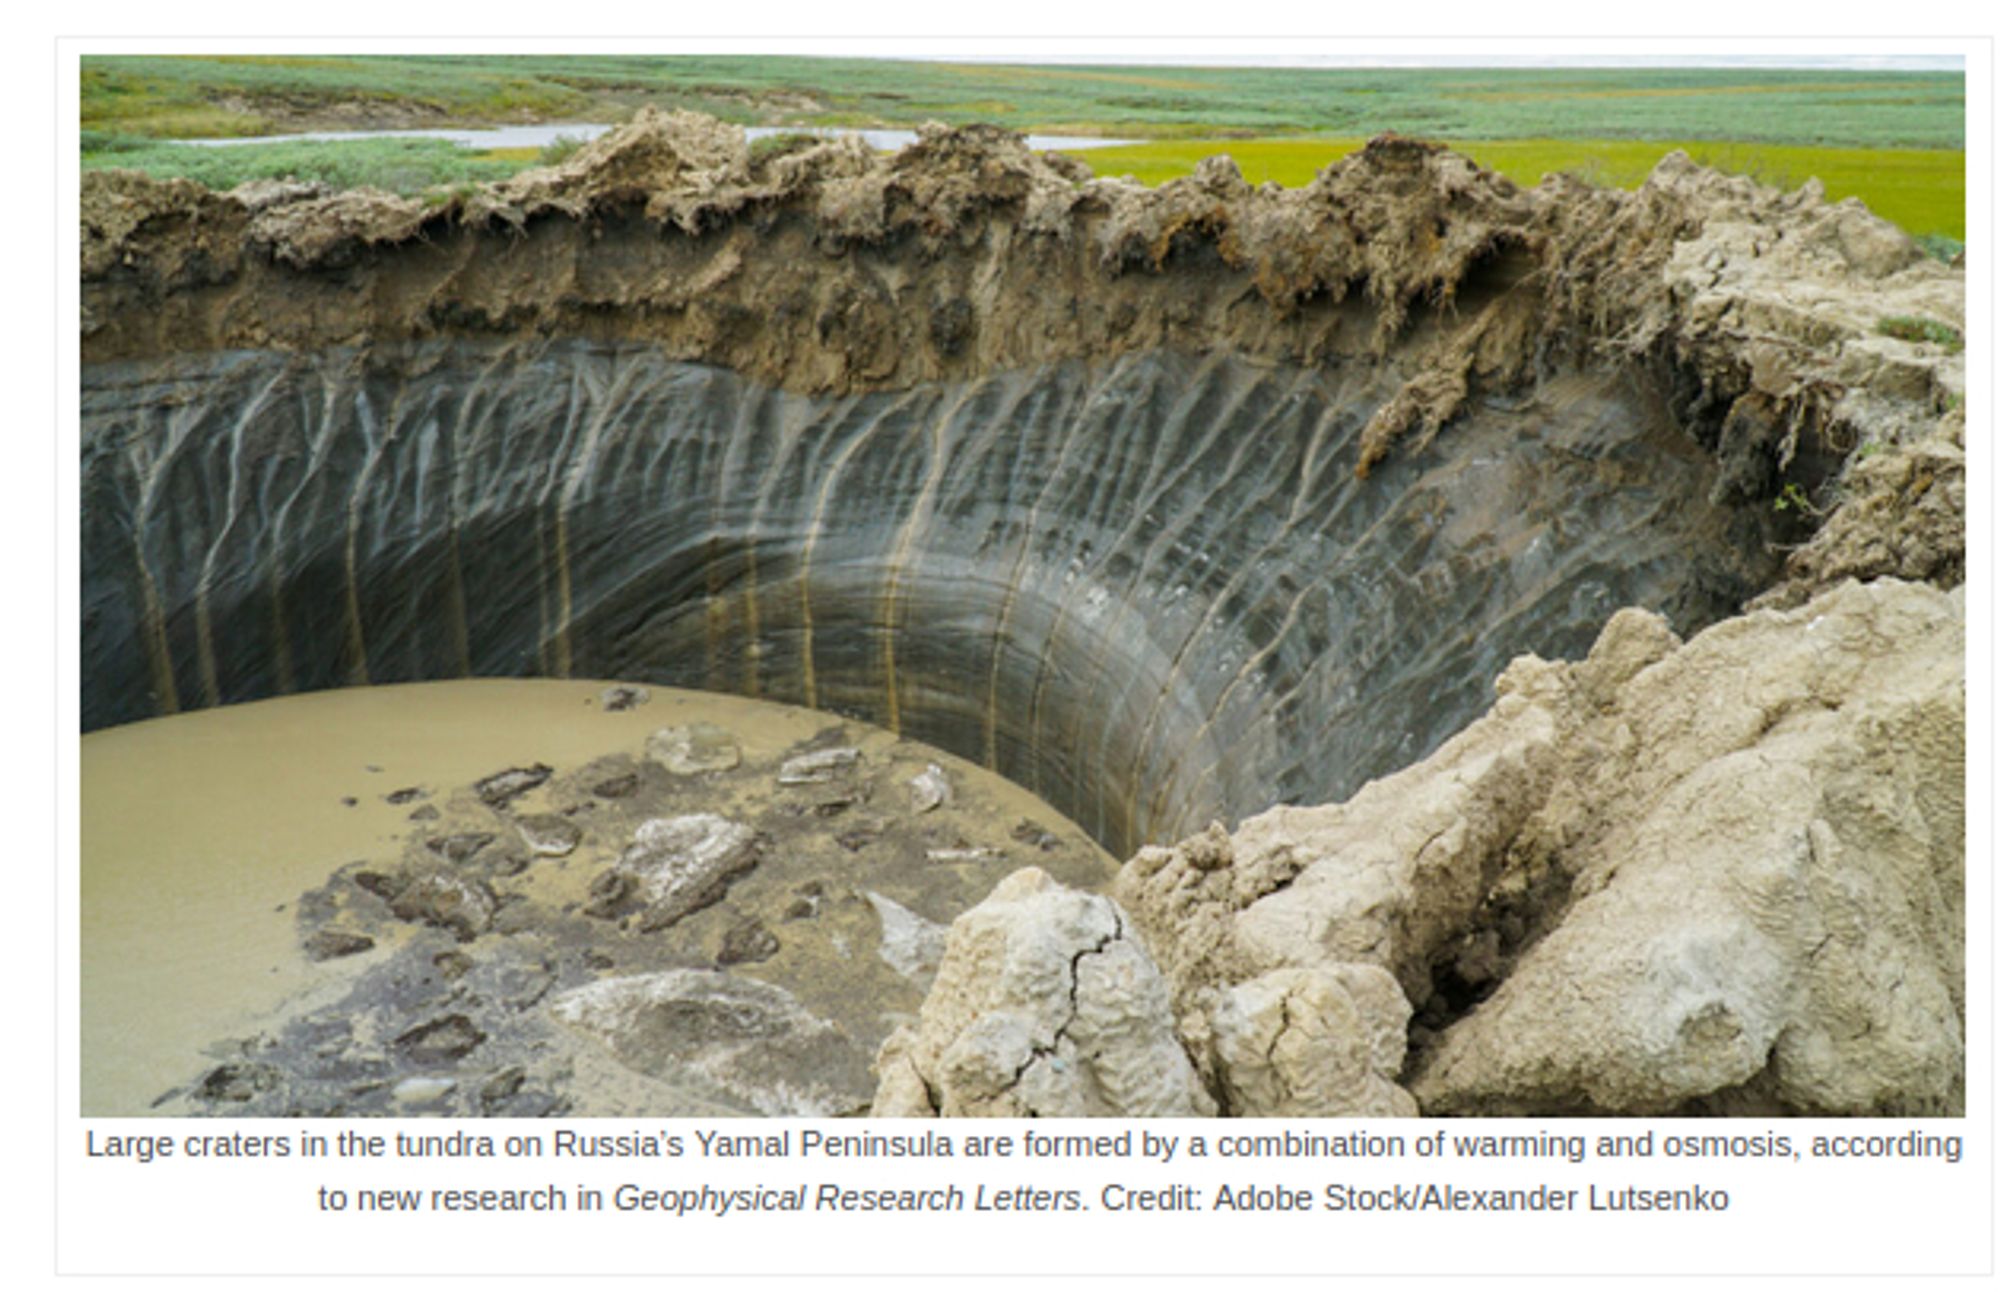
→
(871, 867, 1213, 1117)
(1210, 966, 1418, 1117)
(609, 814, 759, 931)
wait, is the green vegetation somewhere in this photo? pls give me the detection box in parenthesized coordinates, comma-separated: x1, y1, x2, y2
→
(1874, 315, 1965, 351)
(82, 57, 1964, 149)
(1082, 136, 1966, 243)
(536, 133, 588, 167)
(77, 56, 1964, 246)
(79, 136, 523, 195)
(1773, 482, 1826, 516)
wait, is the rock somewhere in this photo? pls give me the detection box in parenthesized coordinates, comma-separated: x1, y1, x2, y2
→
(1210, 967, 1418, 1117)
(1408, 581, 1964, 1116)
(598, 684, 650, 712)
(1113, 578, 1964, 1116)
(550, 970, 875, 1116)
(870, 868, 1213, 1118)
(717, 920, 780, 966)
(926, 846, 1004, 865)
(907, 764, 951, 812)
(478, 1066, 527, 1110)
(777, 748, 860, 784)
(864, 891, 947, 983)
(646, 722, 740, 774)
(394, 1014, 486, 1065)
(810, 790, 862, 817)
(301, 929, 375, 962)
(383, 868, 497, 941)
(432, 950, 473, 980)
(590, 773, 638, 799)
(194, 1062, 281, 1103)
(384, 786, 428, 804)
(1010, 820, 1059, 851)
(425, 831, 495, 863)
(474, 764, 552, 809)
(407, 804, 440, 822)
(391, 1076, 455, 1106)
(514, 813, 581, 857)
(609, 814, 759, 931)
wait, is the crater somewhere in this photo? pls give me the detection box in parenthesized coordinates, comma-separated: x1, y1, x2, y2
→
(80, 112, 1964, 1118)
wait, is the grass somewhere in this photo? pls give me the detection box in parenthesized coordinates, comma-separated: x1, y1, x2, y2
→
(76, 57, 1965, 246)
(1874, 315, 1964, 350)
(80, 136, 524, 195)
(1082, 136, 1965, 243)
(81, 57, 1966, 149)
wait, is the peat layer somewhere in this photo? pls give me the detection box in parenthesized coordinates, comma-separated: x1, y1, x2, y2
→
(80, 111, 1966, 859)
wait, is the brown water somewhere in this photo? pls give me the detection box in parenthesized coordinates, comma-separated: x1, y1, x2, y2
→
(80, 678, 1112, 1116)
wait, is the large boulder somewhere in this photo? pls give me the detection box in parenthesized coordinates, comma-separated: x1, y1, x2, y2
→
(872, 868, 1213, 1117)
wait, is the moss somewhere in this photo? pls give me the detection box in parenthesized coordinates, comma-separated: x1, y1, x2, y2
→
(1875, 315, 1964, 351)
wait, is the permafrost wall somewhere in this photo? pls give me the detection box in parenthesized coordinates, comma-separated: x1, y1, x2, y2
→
(81, 343, 1765, 856)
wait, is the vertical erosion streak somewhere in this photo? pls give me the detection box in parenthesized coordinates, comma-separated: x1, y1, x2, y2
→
(127, 379, 208, 718)
(795, 390, 918, 711)
(742, 388, 839, 701)
(532, 362, 592, 678)
(1029, 358, 1268, 843)
(977, 369, 1109, 781)
(1039, 359, 1260, 840)
(340, 378, 404, 688)
(1134, 397, 1349, 838)
(552, 355, 641, 680)
(1119, 375, 1329, 838)
(705, 386, 767, 690)
(192, 369, 280, 708)
(876, 382, 975, 736)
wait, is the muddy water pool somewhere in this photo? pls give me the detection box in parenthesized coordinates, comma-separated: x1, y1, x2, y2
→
(80, 678, 1112, 1116)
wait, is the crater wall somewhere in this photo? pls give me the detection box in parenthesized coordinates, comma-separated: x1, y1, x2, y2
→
(81, 342, 1768, 856)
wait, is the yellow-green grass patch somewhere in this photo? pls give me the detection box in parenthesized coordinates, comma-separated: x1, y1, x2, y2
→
(1080, 137, 1964, 242)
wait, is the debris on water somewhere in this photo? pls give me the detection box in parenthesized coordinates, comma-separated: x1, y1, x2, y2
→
(908, 763, 952, 813)
(598, 684, 650, 712)
(425, 831, 495, 863)
(778, 747, 860, 784)
(926, 845, 1005, 864)
(301, 929, 374, 962)
(1010, 819, 1061, 850)
(475, 763, 552, 809)
(647, 722, 740, 774)
(514, 813, 581, 857)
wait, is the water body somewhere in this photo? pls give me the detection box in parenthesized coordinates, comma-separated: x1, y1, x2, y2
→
(178, 124, 1135, 152)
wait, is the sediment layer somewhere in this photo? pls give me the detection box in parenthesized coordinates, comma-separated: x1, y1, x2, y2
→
(81, 343, 1769, 856)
